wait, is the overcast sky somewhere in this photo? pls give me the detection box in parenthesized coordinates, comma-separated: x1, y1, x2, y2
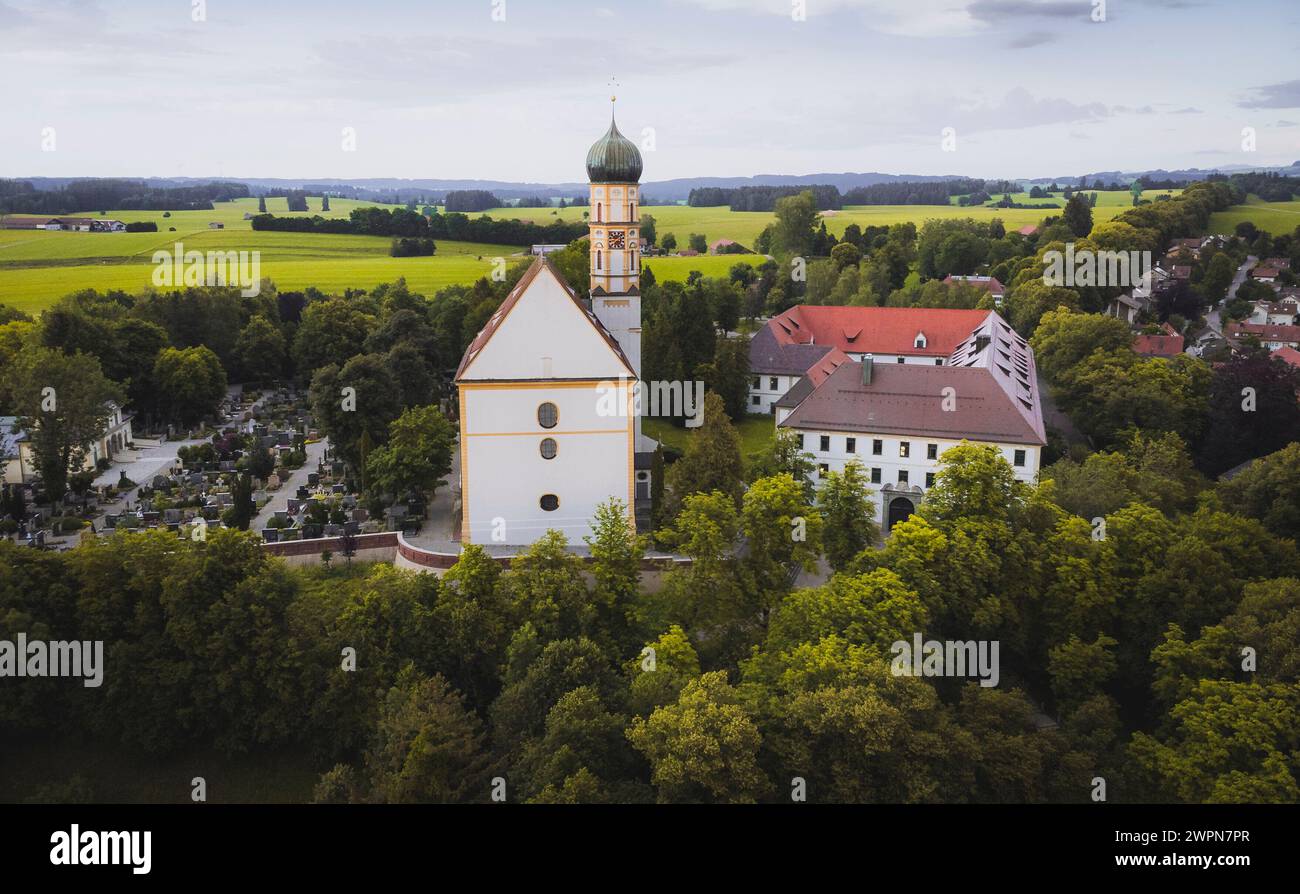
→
(4, 0, 1299, 182)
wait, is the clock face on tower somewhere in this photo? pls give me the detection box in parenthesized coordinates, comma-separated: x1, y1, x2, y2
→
(608, 230, 625, 250)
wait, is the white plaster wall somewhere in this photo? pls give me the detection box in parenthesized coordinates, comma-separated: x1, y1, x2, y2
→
(462, 384, 632, 545)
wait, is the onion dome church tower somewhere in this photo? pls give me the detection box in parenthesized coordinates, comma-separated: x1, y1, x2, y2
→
(586, 97, 643, 379)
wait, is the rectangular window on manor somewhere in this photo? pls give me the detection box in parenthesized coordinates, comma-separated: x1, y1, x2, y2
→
(846, 437, 856, 454)
(926, 472, 935, 488)
(871, 467, 881, 484)
(820, 435, 830, 452)
(770, 377, 778, 390)
(818, 463, 828, 479)
(1014, 449, 1026, 467)
(898, 470, 909, 484)
(899, 441, 911, 458)
(927, 443, 938, 460)
(872, 439, 882, 455)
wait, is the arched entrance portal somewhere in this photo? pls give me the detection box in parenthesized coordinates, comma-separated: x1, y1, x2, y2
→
(886, 496, 915, 533)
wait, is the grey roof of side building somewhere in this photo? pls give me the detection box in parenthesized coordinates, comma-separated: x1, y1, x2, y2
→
(778, 362, 1046, 446)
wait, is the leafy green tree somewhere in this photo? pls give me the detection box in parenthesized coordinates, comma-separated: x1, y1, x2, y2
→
(309, 353, 403, 468)
(770, 190, 819, 259)
(665, 392, 744, 517)
(153, 345, 227, 427)
(1030, 307, 1134, 383)
(688, 233, 708, 253)
(364, 405, 455, 500)
(818, 459, 879, 571)
(235, 316, 285, 384)
(352, 668, 491, 803)
(1062, 194, 1094, 237)
(1218, 442, 1300, 541)
(1129, 681, 1300, 803)
(627, 671, 769, 803)
(701, 335, 750, 422)
(740, 473, 823, 619)
(5, 347, 122, 502)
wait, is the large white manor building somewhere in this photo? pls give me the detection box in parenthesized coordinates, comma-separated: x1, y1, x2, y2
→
(456, 107, 648, 546)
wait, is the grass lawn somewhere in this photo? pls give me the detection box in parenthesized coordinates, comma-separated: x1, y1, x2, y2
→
(643, 413, 775, 467)
(1208, 195, 1300, 236)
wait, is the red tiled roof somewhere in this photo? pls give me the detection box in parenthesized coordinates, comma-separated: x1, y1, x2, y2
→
(1252, 266, 1281, 278)
(1275, 346, 1300, 369)
(767, 305, 991, 358)
(1226, 321, 1300, 344)
(1133, 332, 1185, 358)
(1017, 225, 1039, 236)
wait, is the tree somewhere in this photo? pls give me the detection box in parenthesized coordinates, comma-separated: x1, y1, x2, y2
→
(258, 196, 267, 213)
(5, 348, 122, 502)
(309, 354, 403, 468)
(321, 194, 331, 212)
(627, 671, 769, 803)
(225, 472, 255, 531)
(748, 429, 816, 498)
(688, 233, 708, 254)
(584, 498, 644, 653)
(1030, 307, 1134, 383)
(639, 213, 656, 245)
(292, 298, 378, 375)
(740, 473, 823, 618)
(1218, 442, 1300, 541)
(351, 668, 491, 803)
(819, 459, 879, 571)
(364, 405, 455, 501)
(700, 335, 750, 422)
(1129, 681, 1300, 803)
(1200, 253, 1235, 303)
(770, 190, 819, 259)
(661, 233, 677, 252)
(153, 346, 227, 427)
(1063, 194, 1094, 237)
(1196, 348, 1300, 476)
(235, 316, 285, 384)
(664, 392, 743, 517)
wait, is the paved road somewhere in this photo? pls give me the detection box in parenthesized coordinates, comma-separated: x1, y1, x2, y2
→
(1209, 255, 1258, 335)
(247, 438, 329, 531)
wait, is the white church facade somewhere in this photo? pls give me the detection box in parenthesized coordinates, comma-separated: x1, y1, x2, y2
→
(456, 107, 647, 546)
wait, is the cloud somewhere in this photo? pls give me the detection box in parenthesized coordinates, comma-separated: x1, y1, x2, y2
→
(1239, 80, 1300, 109)
(1169, 107, 1203, 114)
(1006, 30, 1055, 48)
(968, 1, 1093, 25)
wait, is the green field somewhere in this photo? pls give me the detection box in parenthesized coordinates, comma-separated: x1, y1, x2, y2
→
(1208, 195, 1300, 236)
(9, 188, 1293, 319)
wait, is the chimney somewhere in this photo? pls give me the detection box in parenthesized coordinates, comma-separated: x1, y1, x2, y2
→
(861, 353, 874, 385)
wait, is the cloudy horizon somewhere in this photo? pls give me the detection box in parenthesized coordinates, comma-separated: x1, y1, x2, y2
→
(4, 0, 1299, 183)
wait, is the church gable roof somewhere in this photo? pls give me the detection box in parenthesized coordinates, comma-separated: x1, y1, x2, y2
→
(456, 256, 634, 381)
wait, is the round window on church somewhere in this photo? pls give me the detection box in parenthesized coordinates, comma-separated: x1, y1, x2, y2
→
(540, 494, 559, 512)
(540, 438, 557, 460)
(538, 402, 558, 429)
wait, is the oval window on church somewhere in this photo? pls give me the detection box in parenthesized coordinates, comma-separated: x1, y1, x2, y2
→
(540, 494, 559, 512)
(540, 438, 557, 460)
(538, 402, 558, 429)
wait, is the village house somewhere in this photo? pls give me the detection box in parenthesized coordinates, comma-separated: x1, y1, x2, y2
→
(1225, 321, 1300, 352)
(748, 305, 1008, 412)
(774, 312, 1045, 533)
(943, 274, 1005, 305)
(1132, 322, 1185, 359)
(0, 403, 133, 485)
(1247, 294, 1299, 326)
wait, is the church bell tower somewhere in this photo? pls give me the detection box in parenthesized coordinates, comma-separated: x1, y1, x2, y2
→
(585, 97, 643, 379)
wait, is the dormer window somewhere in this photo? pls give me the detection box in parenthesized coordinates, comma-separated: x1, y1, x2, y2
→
(914, 333, 927, 349)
